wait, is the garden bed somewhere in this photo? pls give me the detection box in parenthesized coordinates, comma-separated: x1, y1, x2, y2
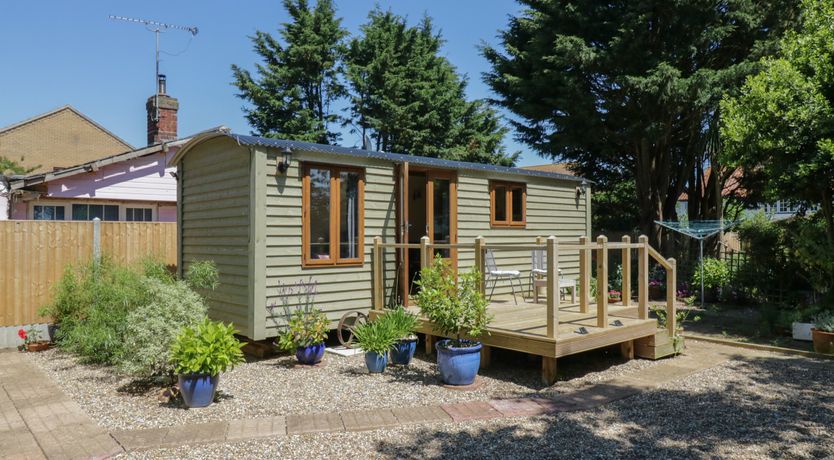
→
(26, 344, 662, 430)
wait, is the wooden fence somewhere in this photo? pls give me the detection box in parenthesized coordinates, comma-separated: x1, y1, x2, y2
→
(0, 220, 177, 327)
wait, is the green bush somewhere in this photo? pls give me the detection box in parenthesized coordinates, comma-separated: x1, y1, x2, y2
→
(352, 317, 399, 355)
(691, 258, 730, 290)
(383, 306, 418, 340)
(169, 318, 245, 376)
(118, 278, 208, 376)
(185, 260, 220, 291)
(276, 308, 329, 350)
(815, 311, 834, 333)
(415, 255, 492, 345)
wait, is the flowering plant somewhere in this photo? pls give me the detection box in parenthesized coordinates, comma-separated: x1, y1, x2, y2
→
(649, 279, 663, 287)
(17, 327, 41, 352)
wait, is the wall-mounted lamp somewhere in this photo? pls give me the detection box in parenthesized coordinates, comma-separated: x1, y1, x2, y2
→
(277, 146, 293, 174)
(576, 179, 588, 198)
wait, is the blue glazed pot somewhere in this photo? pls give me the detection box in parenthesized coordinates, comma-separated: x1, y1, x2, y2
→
(390, 337, 418, 365)
(436, 339, 482, 385)
(296, 343, 325, 365)
(364, 351, 388, 373)
(178, 373, 219, 408)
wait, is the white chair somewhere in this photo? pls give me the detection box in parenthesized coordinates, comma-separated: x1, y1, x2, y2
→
(530, 249, 577, 303)
(485, 249, 524, 304)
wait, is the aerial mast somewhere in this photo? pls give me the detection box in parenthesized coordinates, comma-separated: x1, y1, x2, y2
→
(108, 15, 198, 120)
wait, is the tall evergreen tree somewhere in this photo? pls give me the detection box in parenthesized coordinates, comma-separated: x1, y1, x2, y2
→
(483, 0, 797, 243)
(347, 9, 517, 165)
(231, 0, 347, 144)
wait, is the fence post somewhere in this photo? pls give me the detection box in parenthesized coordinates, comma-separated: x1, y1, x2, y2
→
(638, 235, 649, 320)
(596, 235, 608, 328)
(474, 236, 486, 296)
(546, 235, 558, 338)
(420, 236, 430, 270)
(666, 258, 677, 337)
(621, 235, 631, 307)
(373, 236, 383, 311)
(92, 218, 101, 262)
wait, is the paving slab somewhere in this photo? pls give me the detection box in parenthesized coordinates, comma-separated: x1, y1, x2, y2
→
(488, 398, 551, 417)
(564, 383, 642, 409)
(226, 416, 286, 441)
(390, 405, 453, 425)
(340, 409, 399, 432)
(441, 401, 502, 422)
(286, 413, 345, 435)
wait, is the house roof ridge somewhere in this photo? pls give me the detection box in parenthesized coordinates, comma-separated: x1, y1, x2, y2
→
(0, 105, 135, 150)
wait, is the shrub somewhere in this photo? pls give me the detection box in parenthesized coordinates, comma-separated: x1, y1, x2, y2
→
(141, 258, 175, 284)
(169, 318, 245, 376)
(185, 260, 220, 291)
(815, 311, 834, 333)
(383, 306, 418, 340)
(352, 318, 399, 355)
(691, 258, 730, 290)
(276, 308, 329, 350)
(118, 278, 208, 377)
(415, 255, 492, 345)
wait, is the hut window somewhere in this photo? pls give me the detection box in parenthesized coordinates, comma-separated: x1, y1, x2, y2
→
(490, 181, 526, 227)
(302, 164, 365, 266)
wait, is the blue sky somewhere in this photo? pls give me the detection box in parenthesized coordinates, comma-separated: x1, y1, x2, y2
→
(0, 0, 547, 166)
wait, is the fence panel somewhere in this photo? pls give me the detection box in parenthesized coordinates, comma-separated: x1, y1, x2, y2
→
(0, 220, 177, 327)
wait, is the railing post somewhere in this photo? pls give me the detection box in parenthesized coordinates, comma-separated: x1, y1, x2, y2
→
(638, 235, 649, 319)
(596, 235, 608, 328)
(474, 236, 486, 296)
(92, 217, 101, 262)
(621, 235, 631, 307)
(546, 236, 559, 338)
(535, 236, 544, 299)
(420, 235, 429, 269)
(579, 236, 589, 313)
(373, 236, 383, 311)
(666, 258, 677, 337)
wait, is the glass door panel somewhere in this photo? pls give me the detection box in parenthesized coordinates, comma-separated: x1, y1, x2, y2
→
(432, 178, 451, 258)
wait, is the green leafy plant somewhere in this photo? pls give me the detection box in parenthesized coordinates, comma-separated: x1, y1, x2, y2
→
(185, 260, 220, 291)
(352, 318, 399, 355)
(270, 279, 330, 350)
(383, 306, 418, 340)
(691, 258, 731, 290)
(169, 318, 245, 376)
(652, 306, 702, 353)
(415, 255, 492, 347)
(815, 311, 834, 333)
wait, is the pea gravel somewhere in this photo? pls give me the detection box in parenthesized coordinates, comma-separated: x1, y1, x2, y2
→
(25, 344, 661, 430)
(118, 348, 834, 459)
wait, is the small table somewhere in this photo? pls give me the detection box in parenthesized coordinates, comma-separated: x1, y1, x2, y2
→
(534, 278, 577, 304)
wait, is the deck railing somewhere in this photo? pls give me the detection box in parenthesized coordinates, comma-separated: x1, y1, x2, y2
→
(372, 234, 677, 339)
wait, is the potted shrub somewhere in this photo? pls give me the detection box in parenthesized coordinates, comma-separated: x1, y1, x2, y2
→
(649, 279, 664, 300)
(415, 255, 492, 386)
(811, 312, 834, 354)
(607, 289, 622, 303)
(276, 308, 329, 364)
(385, 306, 419, 365)
(169, 318, 245, 408)
(17, 327, 49, 352)
(352, 318, 398, 373)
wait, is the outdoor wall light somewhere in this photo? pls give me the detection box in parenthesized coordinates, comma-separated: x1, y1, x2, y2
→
(576, 179, 588, 198)
(277, 146, 293, 174)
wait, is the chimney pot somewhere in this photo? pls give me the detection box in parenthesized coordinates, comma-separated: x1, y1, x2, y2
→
(158, 74, 167, 95)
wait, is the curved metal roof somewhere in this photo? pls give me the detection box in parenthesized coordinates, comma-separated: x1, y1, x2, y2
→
(226, 133, 588, 183)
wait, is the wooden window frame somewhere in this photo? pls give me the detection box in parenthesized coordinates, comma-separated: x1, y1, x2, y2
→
(489, 181, 526, 228)
(301, 162, 366, 267)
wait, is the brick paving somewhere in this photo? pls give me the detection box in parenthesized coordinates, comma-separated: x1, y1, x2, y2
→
(2, 342, 742, 457)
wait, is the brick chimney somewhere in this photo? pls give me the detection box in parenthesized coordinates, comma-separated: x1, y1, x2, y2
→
(146, 74, 178, 145)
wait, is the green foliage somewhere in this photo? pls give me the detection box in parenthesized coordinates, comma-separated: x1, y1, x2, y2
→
(141, 258, 175, 284)
(814, 311, 834, 333)
(415, 255, 492, 344)
(691, 258, 731, 290)
(0, 156, 37, 175)
(231, 0, 347, 143)
(185, 260, 220, 291)
(119, 279, 208, 376)
(592, 180, 640, 232)
(351, 317, 398, 355)
(721, 0, 834, 246)
(652, 306, 701, 338)
(276, 308, 329, 350)
(169, 318, 245, 376)
(383, 306, 418, 340)
(346, 8, 517, 165)
(483, 0, 798, 234)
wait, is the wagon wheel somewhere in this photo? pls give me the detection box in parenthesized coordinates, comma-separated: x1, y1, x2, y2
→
(337, 311, 368, 348)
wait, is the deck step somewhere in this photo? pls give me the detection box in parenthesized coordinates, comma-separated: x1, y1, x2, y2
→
(635, 329, 681, 360)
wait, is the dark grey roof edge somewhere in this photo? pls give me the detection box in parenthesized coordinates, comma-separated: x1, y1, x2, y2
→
(227, 133, 589, 183)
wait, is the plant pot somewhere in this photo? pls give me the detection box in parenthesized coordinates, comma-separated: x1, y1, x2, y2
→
(390, 336, 418, 365)
(364, 351, 388, 373)
(792, 322, 814, 341)
(26, 341, 50, 352)
(178, 373, 219, 408)
(649, 285, 664, 300)
(811, 328, 834, 354)
(436, 339, 482, 385)
(295, 343, 325, 365)
(608, 295, 621, 303)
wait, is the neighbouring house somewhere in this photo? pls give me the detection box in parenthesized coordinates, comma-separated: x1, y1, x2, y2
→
(172, 133, 593, 340)
(522, 162, 578, 177)
(1, 76, 201, 222)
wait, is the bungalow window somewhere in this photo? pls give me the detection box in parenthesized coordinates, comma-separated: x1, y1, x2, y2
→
(302, 164, 365, 266)
(72, 204, 119, 221)
(126, 208, 153, 222)
(490, 181, 526, 227)
(33, 205, 65, 221)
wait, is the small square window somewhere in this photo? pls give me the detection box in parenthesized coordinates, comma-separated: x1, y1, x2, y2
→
(33, 205, 65, 220)
(490, 181, 526, 227)
(126, 208, 154, 222)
